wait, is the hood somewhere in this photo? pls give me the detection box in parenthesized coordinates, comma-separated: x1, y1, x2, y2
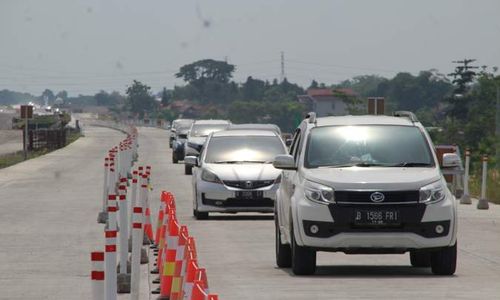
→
(205, 163, 281, 181)
(188, 136, 206, 145)
(302, 167, 441, 190)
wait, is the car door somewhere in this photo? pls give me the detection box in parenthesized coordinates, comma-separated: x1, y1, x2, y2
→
(281, 128, 302, 234)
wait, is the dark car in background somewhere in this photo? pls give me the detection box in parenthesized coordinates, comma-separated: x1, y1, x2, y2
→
(172, 128, 189, 163)
(169, 119, 194, 148)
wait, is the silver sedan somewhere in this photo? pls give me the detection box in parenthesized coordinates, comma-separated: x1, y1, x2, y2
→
(186, 129, 287, 219)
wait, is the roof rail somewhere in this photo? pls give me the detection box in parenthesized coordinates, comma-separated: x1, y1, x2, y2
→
(305, 112, 317, 124)
(393, 111, 419, 123)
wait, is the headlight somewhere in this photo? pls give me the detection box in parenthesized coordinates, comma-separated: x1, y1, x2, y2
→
(419, 180, 446, 204)
(201, 169, 222, 184)
(304, 180, 334, 204)
(275, 175, 282, 184)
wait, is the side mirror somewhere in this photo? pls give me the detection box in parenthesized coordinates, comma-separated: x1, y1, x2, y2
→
(171, 128, 176, 133)
(285, 139, 293, 147)
(442, 153, 460, 168)
(185, 156, 199, 167)
(273, 154, 296, 170)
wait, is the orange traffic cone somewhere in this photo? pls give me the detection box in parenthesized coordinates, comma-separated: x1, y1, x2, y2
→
(170, 225, 189, 299)
(191, 279, 207, 300)
(156, 217, 180, 300)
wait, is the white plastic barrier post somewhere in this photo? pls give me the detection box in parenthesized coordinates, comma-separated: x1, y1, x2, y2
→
(477, 155, 490, 209)
(460, 149, 472, 204)
(130, 207, 142, 300)
(118, 179, 129, 274)
(104, 228, 117, 300)
(91, 251, 105, 300)
(129, 170, 138, 243)
(98, 158, 110, 223)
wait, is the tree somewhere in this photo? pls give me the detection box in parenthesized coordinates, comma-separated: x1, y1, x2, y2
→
(41, 89, 55, 105)
(160, 88, 171, 106)
(56, 90, 68, 100)
(308, 80, 319, 89)
(241, 76, 266, 101)
(125, 80, 158, 118)
(175, 59, 235, 86)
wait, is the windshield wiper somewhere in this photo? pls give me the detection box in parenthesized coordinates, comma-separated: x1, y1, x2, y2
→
(390, 162, 432, 167)
(318, 162, 387, 168)
(212, 160, 267, 164)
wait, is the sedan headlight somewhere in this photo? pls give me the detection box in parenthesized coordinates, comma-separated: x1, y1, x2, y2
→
(304, 180, 334, 204)
(419, 180, 446, 204)
(201, 169, 222, 184)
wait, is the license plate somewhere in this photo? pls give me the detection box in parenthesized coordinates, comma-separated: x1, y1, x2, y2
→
(354, 209, 400, 226)
(235, 191, 263, 199)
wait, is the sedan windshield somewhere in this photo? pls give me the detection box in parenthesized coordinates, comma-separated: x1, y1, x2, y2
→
(205, 136, 286, 163)
(305, 125, 434, 168)
(190, 124, 228, 137)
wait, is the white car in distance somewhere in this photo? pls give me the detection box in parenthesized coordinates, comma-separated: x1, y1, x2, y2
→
(186, 129, 287, 219)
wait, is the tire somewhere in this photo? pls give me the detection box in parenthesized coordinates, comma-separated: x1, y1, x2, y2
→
(410, 251, 431, 267)
(431, 243, 457, 275)
(172, 153, 179, 164)
(275, 211, 291, 268)
(193, 186, 208, 220)
(184, 164, 192, 175)
(291, 225, 316, 275)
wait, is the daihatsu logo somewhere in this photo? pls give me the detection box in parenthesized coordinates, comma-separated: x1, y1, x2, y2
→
(370, 192, 385, 203)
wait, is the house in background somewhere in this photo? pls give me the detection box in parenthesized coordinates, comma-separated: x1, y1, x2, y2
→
(297, 88, 358, 117)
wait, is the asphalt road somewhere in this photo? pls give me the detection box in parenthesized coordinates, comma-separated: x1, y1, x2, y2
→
(1, 125, 499, 299)
(138, 127, 500, 300)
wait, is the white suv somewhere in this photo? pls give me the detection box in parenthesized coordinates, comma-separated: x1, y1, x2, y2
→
(273, 112, 459, 275)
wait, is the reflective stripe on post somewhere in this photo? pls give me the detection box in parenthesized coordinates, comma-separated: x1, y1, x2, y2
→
(91, 251, 105, 300)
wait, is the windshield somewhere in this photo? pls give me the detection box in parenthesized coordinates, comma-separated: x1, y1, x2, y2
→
(190, 124, 228, 137)
(205, 136, 286, 163)
(305, 125, 434, 168)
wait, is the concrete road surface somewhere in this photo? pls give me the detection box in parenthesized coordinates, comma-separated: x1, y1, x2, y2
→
(0, 126, 150, 300)
(137, 127, 500, 300)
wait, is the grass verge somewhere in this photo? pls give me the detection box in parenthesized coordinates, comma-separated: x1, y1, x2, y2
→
(0, 132, 83, 169)
(470, 169, 500, 204)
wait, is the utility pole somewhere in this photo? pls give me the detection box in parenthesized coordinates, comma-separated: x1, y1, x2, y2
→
(280, 51, 285, 82)
(449, 59, 479, 95)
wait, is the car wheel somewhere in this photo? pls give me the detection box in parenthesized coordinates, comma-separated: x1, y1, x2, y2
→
(184, 164, 192, 175)
(193, 187, 208, 220)
(430, 242, 457, 275)
(275, 211, 291, 268)
(172, 153, 178, 164)
(410, 251, 431, 267)
(291, 224, 316, 275)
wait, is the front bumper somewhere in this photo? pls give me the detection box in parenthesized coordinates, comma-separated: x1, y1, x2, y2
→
(197, 180, 277, 213)
(294, 194, 456, 251)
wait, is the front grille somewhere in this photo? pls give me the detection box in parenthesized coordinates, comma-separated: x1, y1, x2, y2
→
(202, 195, 274, 207)
(223, 180, 274, 189)
(335, 190, 419, 204)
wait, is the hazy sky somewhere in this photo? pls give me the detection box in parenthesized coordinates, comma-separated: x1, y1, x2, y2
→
(1, 0, 499, 96)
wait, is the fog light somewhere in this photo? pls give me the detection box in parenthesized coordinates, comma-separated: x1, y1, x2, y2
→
(310, 225, 319, 234)
(215, 201, 223, 206)
(435, 225, 444, 234)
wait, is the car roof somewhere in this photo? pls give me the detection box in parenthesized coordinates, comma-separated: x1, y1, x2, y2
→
(314, 115, 417, 127)
(192, 119, 231, 125)
(228, 123, 281, 133)
(212, 129, 278, 137)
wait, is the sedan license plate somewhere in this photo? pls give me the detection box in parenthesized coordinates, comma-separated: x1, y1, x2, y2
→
(354, 210, 400, 226)
(236, 191, 263, 199)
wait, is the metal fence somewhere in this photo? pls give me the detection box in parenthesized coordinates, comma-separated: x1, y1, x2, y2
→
(25, 128, 68, 151)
